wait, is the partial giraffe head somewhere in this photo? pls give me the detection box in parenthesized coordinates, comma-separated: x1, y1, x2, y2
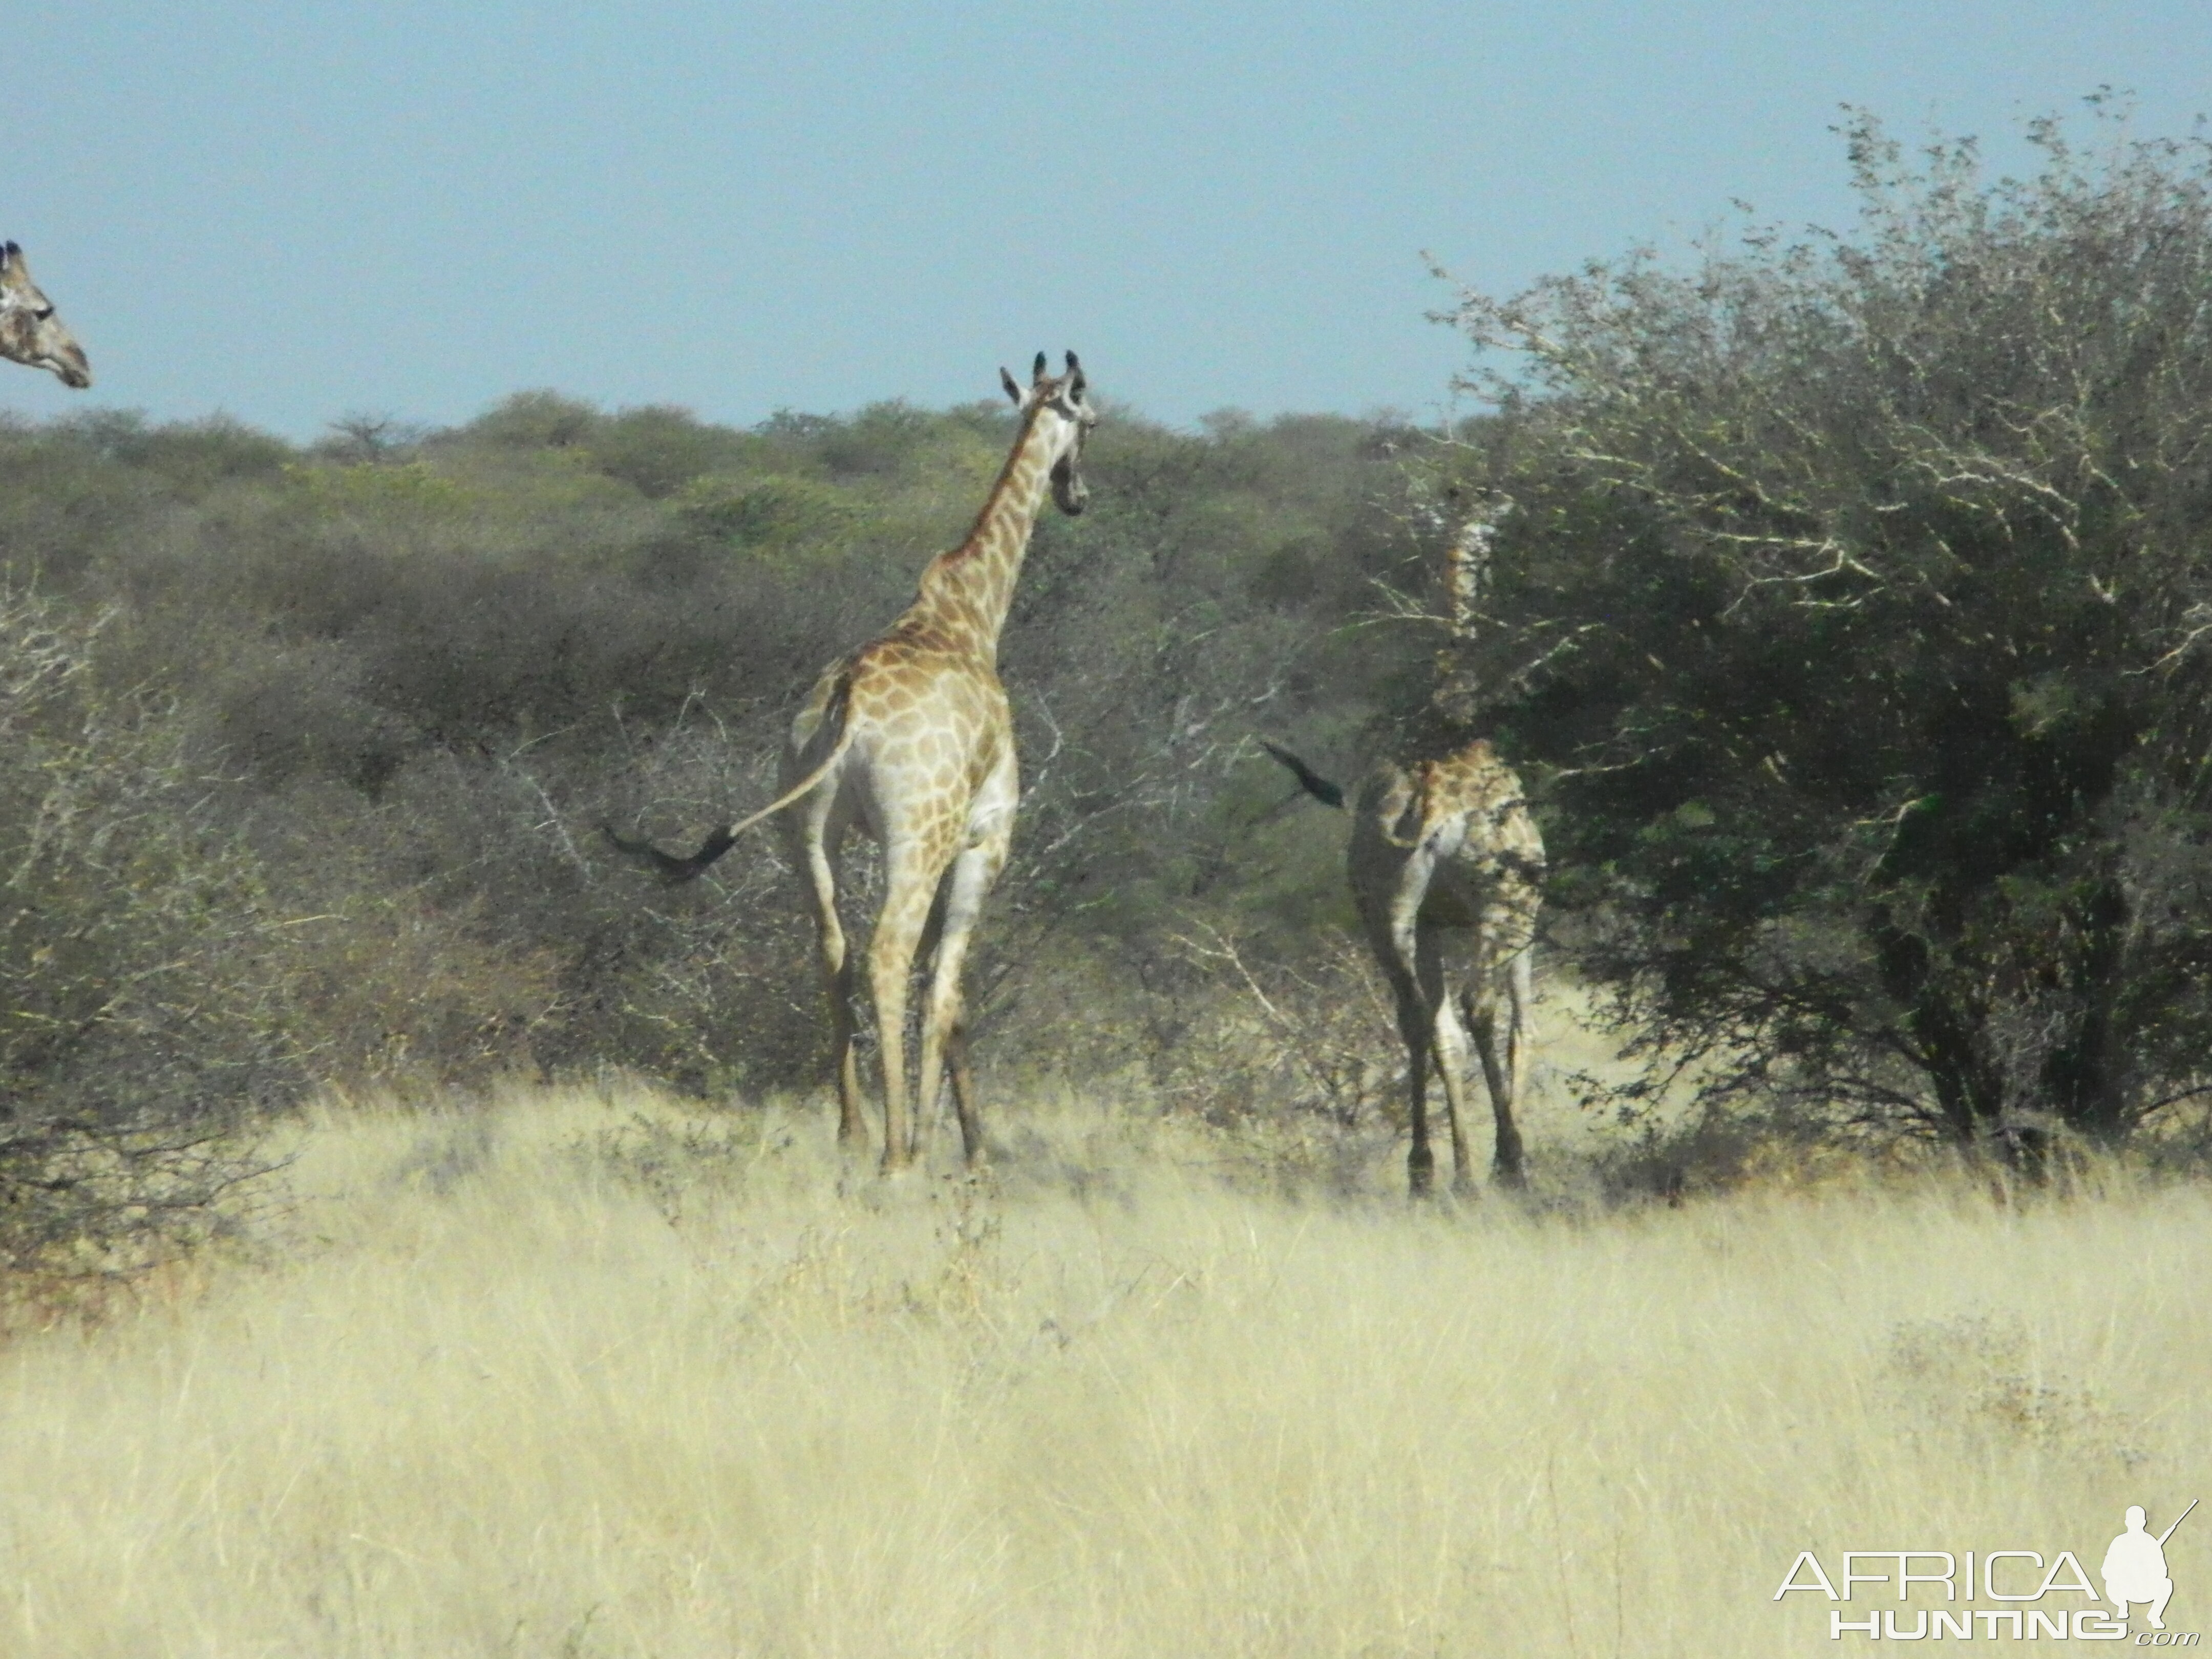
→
(0, 243, 91, 389)
(999, 350, 1097, 515)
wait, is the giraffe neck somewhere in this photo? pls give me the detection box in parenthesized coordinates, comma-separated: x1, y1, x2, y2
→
(1443, 515, 1487, 641)
(1431, 507, 1502, 725)
(910, 406, 1065, 664)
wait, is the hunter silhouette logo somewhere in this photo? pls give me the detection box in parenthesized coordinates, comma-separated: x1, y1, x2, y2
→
(1774, 1499, 2199, 1642)
(2107, 1501, 2194, 1631)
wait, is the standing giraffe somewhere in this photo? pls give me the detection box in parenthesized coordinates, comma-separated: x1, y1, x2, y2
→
(0, 243, 92, 389)
(1263, 494, 1542, 1197)
(609, 352, 1097, 1172)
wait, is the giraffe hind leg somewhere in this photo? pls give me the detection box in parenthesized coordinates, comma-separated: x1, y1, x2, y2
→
(1504, 945, 1534, 1182)
(1465, 960, 1529, 1188)
(1378, 959, 1437, 1198)
(793, 804, 866, 1150)
(1418, 931, 1479, 1197)
(919, 840, 1003, 1168)
(867, 846, 950, 1173)
(945, 1020, 980, 1167)
(1371, 840, 1455, 1200)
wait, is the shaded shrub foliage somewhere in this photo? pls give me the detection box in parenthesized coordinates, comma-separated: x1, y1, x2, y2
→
(0, 592, 288, 1273)
(1433, 106, 2212, 1150)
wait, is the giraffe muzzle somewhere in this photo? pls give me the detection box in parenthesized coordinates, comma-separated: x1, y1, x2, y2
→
(1051, 454, 1088, 515)
(50, 344, 91, 389)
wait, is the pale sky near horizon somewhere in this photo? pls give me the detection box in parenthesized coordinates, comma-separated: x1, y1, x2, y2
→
(7, 3, 2208, 440)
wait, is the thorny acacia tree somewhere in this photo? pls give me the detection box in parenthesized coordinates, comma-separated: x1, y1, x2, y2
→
(1442, 106, 2212, 1147)
(0, 590, 285, 1275)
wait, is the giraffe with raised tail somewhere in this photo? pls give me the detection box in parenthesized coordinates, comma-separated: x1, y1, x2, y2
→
(1263, 493, 1542, 1197)
(609, 351, 1097, 1172)
(0, 243, 92, 389)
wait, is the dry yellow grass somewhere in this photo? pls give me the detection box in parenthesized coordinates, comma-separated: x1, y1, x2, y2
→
(1, 1084, 2205, 1656)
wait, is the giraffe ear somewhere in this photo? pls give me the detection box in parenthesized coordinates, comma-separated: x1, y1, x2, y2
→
(1064, 350, 1083, 393)
(1032, 350, 1048, 383)
(1000, 366, 1023, 405)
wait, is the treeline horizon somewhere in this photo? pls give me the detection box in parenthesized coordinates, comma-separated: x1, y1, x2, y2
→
(1, 385, 1451, 1268)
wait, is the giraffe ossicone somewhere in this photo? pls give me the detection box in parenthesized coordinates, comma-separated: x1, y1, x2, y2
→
(0, 243, 92, 389)
(609, 351, 1097, 1172)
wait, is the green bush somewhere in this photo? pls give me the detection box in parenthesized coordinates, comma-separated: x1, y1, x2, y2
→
(0, 591, 287, 1274)
(1440, 105, 2212, 1148)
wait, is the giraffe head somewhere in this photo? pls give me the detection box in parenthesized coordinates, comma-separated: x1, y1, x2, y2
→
(999, 350, 1097, 515)
(0, 243, 90, 389)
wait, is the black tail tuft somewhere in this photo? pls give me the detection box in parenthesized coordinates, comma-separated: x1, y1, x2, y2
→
(1260, 740, 1346, 810)
(602, 823, 738, 885)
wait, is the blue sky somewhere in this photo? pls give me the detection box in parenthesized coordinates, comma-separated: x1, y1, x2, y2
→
(7, 2, 2208, 438)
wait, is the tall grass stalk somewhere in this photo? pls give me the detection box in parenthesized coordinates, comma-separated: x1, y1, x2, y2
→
(2, 1086, 2202, 1656)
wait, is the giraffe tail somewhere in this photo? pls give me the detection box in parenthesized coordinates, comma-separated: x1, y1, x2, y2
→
(602, 821, 740, 884)
(1260, 739, 1347, 810)
(604, 680, 858, 885)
